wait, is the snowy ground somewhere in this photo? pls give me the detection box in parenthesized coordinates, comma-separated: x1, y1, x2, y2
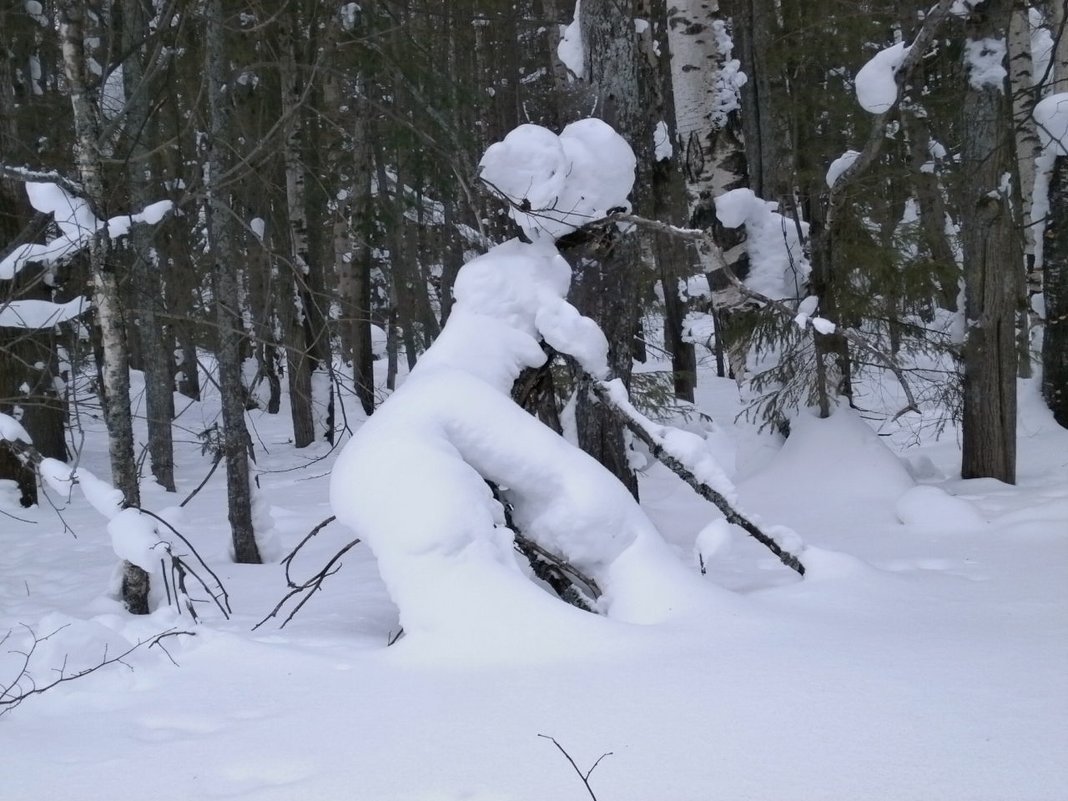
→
(1, 359, 1066, 801)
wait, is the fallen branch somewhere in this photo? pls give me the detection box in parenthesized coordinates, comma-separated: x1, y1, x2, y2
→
(487, 480, 601, 612)
(583, 374, 806, 576)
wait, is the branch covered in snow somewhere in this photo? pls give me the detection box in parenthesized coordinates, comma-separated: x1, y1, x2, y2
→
(0, 432, 229, 620)
(583, 374, 806, 575)
(0, 181, 173, 280)
(0, 163, 83, 197)
(829, 0, 958, 210)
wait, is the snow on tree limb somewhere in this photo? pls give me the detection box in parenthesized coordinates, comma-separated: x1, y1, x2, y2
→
(0, 163, 84, 197)
(829, 0, 958, 214)
(0, 181, 173, 279)
(584, 376, 806, 575)
(0, 297, 91, 328)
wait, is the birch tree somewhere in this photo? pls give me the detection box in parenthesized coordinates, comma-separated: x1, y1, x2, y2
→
(57, 0, 149, 612)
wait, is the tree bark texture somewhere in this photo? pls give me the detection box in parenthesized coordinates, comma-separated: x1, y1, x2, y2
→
(1042, 155, 1068, 427)
(959, 0, 1019, 483)
(123, 0, 175, 491)
(59, 0, 150, 612)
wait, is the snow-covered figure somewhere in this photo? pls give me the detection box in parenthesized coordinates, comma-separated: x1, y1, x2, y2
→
(330, 121, 718, 652)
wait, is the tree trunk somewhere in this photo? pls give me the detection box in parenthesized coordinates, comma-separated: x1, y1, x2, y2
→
(1009, 0, 1039, 377)
(562, 0, 649, 499)
(58, 0, 150, 613)
(1042, 155, 1068, 427)
(959, 0, 1020, 483)
(205, 0, 261, 564)
(123, 0, 175, 491)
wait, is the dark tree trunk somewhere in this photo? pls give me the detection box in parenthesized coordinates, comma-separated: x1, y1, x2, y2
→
(123, 0, 175, 492)
(206, 0, 261, 564)
(959, 0, 1020, 483)
(1043, 155, 1068, 428)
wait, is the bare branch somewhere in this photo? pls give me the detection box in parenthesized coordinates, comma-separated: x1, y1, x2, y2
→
(0, 163, 84, 196)
(1, 626, 194, 717)
(538, 734, 612, 801)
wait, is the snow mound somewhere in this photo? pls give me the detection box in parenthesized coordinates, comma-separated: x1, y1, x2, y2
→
(895, 485, 986, 531)
(713, 188, 808, 299)
(738, 406, 915, 526)
(800, 545, 878, 582)
(826, 150, 860, 188)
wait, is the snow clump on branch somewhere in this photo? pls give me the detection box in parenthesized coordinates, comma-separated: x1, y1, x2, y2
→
(478, 119, 637, 241)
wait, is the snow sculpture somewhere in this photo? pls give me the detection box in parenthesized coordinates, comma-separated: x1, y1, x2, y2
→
(330, 121, 717, 651)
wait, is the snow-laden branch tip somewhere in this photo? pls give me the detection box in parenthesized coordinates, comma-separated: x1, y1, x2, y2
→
(834, 0, 958, 199)
(0, 434, 229, 621)
(585, 375, 806, 575)
(0, 297, 91, 329)
(0, 182, 173, 279)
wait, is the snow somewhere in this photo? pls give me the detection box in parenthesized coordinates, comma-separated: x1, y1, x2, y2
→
(964, 38, 1008, 91)
(653, 120, 673, 160)
(826, 149, 860, 187)
(1034, 92, 1068, 156)
(557, 1, 585, 79)
(855, 42, 908, 113)
(714, 188, 809, 299)
(0, 412, 31, 443)
(1, 348, 1066, 800)
(0, 182, 173, 279)
(478, 120, 636, 241)
(0, 296, 91, 328)
(4, 122, 1068, 801)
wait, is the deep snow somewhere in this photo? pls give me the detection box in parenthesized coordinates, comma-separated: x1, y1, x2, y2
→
(1, 354, 1065, 801)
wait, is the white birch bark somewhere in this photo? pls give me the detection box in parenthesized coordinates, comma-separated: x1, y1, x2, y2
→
(58, 0, 149, 612)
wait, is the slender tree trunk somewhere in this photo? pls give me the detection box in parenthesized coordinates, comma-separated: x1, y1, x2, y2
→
(58, 0, 149, 613)
(123, 0, 175, 491)
(205, 0, 261, 563)
(1042, 155, 1068, 427)
(1009, 0, 1038, 377)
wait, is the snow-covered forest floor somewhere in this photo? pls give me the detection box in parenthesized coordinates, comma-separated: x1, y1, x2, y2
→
(2, 355, 1066, 801)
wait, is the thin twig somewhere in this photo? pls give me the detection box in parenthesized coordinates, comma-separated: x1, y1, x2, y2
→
(537, 734, 612, 801)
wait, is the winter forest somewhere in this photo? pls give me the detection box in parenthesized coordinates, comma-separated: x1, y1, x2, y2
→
(1, 0, 1066, 799)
